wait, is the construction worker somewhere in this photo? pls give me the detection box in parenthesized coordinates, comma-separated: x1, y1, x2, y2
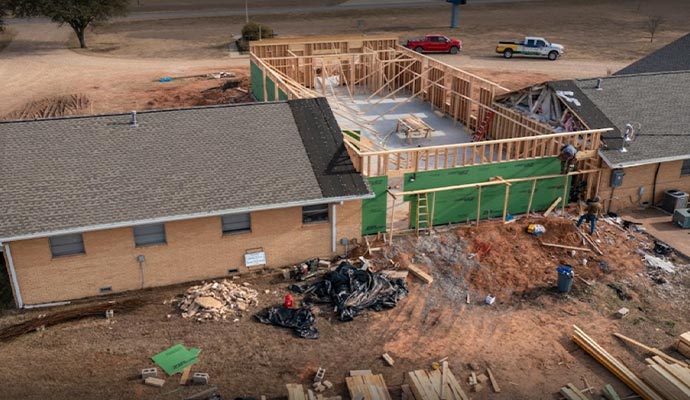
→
(576, 197, 602, 235)
(559, 144, 578, 174)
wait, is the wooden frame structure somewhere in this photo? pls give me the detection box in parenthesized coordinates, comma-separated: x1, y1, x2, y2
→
(250, 36, 609, 235)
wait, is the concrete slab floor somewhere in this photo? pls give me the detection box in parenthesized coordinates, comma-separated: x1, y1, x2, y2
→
(326, 87, 473, 150)
(621, 208, 690, 258)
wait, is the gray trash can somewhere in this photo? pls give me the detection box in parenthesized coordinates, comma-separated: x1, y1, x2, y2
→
(557, 266, 574, 293)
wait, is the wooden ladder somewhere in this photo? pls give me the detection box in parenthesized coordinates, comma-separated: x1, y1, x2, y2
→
(472, 110, 495, 142)
(415, 193, 435, 236)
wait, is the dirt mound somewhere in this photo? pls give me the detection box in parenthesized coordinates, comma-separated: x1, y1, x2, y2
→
(4, 94, 90, 120)
(382, 215, 652, 300)
(140, 74, 252, 110)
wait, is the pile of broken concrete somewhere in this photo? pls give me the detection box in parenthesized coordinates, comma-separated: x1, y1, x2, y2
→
(178, 280, 259, 322)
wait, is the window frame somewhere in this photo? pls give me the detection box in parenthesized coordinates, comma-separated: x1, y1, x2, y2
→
(221, 213, 252, 235)
(302, 203, 330, 224)
(681, 159, 690, 176)
(49, 233, 85, 258)
(133, 223, 167, 247)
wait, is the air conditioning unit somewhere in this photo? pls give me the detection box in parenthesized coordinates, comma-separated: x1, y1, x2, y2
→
(662, 189, 688, 213)
(672, 208, 690, 229)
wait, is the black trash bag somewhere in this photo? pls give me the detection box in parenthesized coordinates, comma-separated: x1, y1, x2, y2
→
(292, 261, 409, 321)
(255, 306, 319, 339)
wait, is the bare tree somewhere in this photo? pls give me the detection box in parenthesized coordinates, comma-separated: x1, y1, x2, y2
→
(646, 16, 663, 43)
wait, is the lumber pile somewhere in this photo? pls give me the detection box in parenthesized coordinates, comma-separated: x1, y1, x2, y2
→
(345, 371, 392, 400)
(640, 356, 690, 400)
(676, 332, 690, 359)
(571, 325, 664, 400)
(179, 280, 259, 321)
(405, 365, 469, 400)
(559, 383, 590, 400)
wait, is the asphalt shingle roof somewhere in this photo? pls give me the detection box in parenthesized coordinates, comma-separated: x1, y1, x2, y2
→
(615, 32, 690, 75)
(0, 99, 371, 240)
(558, 72, 690, 167)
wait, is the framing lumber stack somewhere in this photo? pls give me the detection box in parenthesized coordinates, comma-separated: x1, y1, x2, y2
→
(287, 384, 307, 400)
(676, 332, 690, 358)
(345, 371, 392, 400)
(405, 366, 469, 400)
(571, 325, 664, 400)
(640, 356, 690, 400)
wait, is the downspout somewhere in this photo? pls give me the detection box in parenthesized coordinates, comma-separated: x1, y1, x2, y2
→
(652, 162, 661, 207)
(331, 203, 337, 253)
(2, 243, 23, 308)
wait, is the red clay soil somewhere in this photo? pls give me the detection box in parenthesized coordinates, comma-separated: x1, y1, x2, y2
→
(458, 216, 648, 297)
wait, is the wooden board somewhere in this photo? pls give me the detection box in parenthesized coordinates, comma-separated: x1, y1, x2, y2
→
(346, 374, 392, 400)
(405, 367, 468, 400)
(543, 197, 562, 217)
(407, 264, 433, 284)
(179, 366, 192, 386)
(486, 368, 501, 393)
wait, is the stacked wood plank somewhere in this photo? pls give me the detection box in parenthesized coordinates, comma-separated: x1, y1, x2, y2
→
(405, 365, 469, 400)
(640, 356, 690, 400)
(676, 332, 690, 359)
(559, 383, 590, 400)
(571, 325, 664, 400)
(287, 384, 307, 400)
(345, 371, 392, 400)
(178, 280, 259, 321)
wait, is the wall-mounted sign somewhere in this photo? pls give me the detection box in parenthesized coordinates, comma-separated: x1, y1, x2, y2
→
(244, 250, 266, 267)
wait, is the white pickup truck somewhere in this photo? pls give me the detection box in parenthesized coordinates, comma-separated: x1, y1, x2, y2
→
(495, 36, 564, 60)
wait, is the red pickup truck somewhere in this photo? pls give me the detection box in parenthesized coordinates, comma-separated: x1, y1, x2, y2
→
(405, 35, 462, 54)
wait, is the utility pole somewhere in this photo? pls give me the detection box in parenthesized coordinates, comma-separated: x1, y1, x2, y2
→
(245, 0, 249, 23)
(446, 0, 465, 29)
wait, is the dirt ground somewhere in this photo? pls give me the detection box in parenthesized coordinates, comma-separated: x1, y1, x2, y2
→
(1, 0, 689, 117)
(0, 213, 688, 399)
(1, 1, 690, 398)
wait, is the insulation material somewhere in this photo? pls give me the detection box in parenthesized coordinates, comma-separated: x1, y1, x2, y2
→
(362, 176, 388, 234)
(404, 158, 569, 227)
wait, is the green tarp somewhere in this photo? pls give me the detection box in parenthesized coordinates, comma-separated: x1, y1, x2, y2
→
(152, 344, 201, 375)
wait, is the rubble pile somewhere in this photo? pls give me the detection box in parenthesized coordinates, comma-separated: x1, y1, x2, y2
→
(179, 280, 259, 322)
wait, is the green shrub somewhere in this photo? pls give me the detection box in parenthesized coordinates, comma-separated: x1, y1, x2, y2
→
(241, 21, 273, 41)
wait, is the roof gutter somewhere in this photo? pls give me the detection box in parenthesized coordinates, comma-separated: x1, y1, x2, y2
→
(599, 151, 690, 169)
(0, 193, 374, 243)
(1, 243, 23, 308)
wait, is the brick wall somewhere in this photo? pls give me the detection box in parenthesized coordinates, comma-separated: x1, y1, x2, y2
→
(8, 201, 362, 305)
(598, 161, 690, 212)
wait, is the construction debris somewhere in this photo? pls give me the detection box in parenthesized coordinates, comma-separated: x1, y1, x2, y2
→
(152, 344, 201, 376)
(142, 368, 158, 380)
(640, 356, 690, 400)
(571, 325, 664, 400)
(346, 371, 392, 400)
(677, 332, 690, 358)
(178, 280, 259, 321)
(559, 383, 589, 400)
(145, 377, 166, 388)
(405, 364, 469, 400)
(616, 308, 630, 319)
(255, 306, 318, 339)
(613, 332, 690, 368)
(291, 261, 408, 322)
(406, 264, 434, 284)
(0, 298, 145, 342)
(644, 254, 676, 273)
(192, 373, 210, 385)
(602, 384, 621, 400)
(382, 353, 395, 366)
(486, 368, 501, 393)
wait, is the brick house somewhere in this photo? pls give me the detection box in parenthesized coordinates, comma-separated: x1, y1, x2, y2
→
(0, 98, 372, 307)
